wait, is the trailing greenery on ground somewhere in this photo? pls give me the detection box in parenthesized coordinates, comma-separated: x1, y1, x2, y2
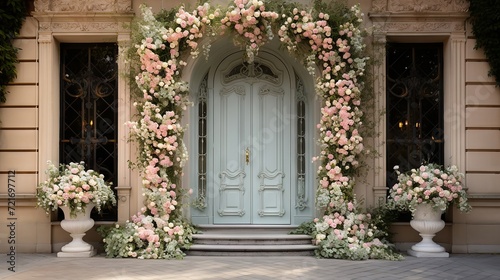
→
(99, 0, 402, 260)
(469, 0, 500, 86)
(0, 0, 26, 103)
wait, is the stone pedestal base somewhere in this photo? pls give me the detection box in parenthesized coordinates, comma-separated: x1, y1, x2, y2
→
(408, 249, 449, 258)
(58, 204, 96, 258)
(57, 248, 97, 258)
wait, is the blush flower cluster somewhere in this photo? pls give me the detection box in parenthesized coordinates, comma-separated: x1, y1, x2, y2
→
(277, 5, 367, 213)
(36, 161, 116, 218)
(388, 163, 472, 213)
(313, 212, 397, 260)
(100, 5, 199, 259)
(221, 0, 279, 63)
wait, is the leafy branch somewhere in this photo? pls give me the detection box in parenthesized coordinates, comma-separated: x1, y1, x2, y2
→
(0, 0, 27, 103)
(469, 0, 500, 86)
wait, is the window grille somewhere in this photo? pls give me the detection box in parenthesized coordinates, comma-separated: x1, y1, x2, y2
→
(60, 43, 118, 221)
(386, 43, 444, 187)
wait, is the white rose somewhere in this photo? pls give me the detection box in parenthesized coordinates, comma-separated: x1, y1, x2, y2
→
(316, 234, 326, 241)
(72, 176, 80, 183)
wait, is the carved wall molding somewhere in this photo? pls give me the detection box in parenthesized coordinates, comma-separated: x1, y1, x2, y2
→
(369, 0, 469, 35)
(38, 34, 53, 44)
(371, 0, 468, 13)
(373, 21, 465, 34)
(44, 22, 129, 33)
(34, 0, 131, 13)
(33, 0, 133, 35)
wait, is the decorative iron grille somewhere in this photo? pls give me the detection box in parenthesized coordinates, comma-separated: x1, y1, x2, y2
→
(60, 43, 118, 221)
(386, 43, 444, 187)
(196, 74, 208, 210)
(295, 74, 307, 211)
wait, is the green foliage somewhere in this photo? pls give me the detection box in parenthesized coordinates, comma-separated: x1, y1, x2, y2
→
(155, 8, 178, 24)
(469, 0, 500, 86)
(312, 0, 350, 28)
(368, 204, 402, 241)
(289, 221, 316, 235)
(0, 0, 27, 103)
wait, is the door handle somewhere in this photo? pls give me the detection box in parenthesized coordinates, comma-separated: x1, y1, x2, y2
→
(245, 148, 250, 165)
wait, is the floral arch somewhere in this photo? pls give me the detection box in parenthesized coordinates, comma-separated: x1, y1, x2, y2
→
(99, 0, 402, 260)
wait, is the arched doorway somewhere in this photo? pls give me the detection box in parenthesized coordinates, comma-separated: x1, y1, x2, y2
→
(189, 41, 316, 225)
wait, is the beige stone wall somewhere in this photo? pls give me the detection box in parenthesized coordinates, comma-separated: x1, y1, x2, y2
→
(452, 22, 500, 253)
(0, 15, 52, 253)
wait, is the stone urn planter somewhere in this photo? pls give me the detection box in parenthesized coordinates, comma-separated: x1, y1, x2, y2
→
(36, 161, 117, 257)
(57, 203, 97, 257)
(407, 203, 449, 257)
(388, 163, 473, 257)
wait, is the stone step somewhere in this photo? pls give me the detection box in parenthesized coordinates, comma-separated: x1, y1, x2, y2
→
(192, 233, 313, 245)
(188, 225, 316, 256)
(195, 224, 298, 234)
(187, 244, 317, 256)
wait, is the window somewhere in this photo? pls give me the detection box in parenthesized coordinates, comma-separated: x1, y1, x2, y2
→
(296, 74, 307, 210)
(196, 74, 208, 209)
(60, 43, 118, 221)
(386, 43, 444, 187)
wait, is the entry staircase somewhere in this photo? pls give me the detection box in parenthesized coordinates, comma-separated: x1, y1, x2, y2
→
(187, 225, 317, 256)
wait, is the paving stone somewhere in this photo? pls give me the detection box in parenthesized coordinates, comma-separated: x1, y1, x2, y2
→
(1, 254, 500, 280)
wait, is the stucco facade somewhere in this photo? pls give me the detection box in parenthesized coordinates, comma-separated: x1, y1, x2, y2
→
(0, 0, 498, 254)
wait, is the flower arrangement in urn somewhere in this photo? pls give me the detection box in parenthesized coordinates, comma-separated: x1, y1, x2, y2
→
(36, 161, 117, 218)
(388, 163, 472, 214)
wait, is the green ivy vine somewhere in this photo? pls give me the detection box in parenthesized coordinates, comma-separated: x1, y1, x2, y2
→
(469, 0, 500, 86)
(0, 0, 27, 103)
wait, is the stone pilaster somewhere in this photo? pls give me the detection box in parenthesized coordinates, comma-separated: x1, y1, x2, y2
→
(372, 33, 388, 207)
(446, 34, 467, 171)
(448, 33, 467, 253)
(37, 34, 59, 173)
(116, 34, 132, 223)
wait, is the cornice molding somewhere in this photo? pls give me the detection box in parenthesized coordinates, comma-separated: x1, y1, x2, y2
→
(34, 0, 132, 13)
(37, 21, 131, 33)
(371, 21, 466, 34)
(33, 0, 133, 34)
(369, 0, 469, 34)
(371, 0, 468, 13)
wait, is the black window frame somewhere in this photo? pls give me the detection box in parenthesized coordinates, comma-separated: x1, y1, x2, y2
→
(59, 43, 119, 221)
(386, 42, 445, 188)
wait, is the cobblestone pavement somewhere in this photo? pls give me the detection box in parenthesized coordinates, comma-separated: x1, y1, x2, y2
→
(1, 253, 500, 280)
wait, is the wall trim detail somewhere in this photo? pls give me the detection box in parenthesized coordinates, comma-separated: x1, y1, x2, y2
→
(369, 0, 469, 35)
(32, 0, 134, 224)
(34, 0, 132, 13)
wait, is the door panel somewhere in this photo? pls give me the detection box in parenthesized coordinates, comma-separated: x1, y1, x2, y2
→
(214, 85, 251, 223)
(213, 53, 291, 224)
(253, 85, 290, 224)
